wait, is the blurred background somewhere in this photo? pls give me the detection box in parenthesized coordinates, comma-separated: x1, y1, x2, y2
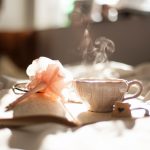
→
(0, 0, 150, 78)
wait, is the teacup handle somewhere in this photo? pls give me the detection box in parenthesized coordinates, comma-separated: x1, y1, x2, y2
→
(124, 80, 143, 100)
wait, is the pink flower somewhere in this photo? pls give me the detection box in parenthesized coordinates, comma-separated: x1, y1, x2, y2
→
(26, 57, 73, 100)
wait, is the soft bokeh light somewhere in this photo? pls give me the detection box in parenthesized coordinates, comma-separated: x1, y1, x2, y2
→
(95, 0, 120, 6)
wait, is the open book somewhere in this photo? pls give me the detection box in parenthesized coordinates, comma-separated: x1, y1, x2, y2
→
(0, 88, 114, 128)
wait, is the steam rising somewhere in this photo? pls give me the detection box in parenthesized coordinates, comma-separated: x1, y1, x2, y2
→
(79, 29, 115, 64)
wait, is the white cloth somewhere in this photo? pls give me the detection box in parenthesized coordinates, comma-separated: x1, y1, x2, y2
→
(0, 61, 150, 150)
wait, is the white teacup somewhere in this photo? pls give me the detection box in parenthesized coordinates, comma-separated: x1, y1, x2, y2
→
(73, 78, 143, 112)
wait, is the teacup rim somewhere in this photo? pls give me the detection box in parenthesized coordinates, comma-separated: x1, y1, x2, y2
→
(73, 78, 126, 83)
